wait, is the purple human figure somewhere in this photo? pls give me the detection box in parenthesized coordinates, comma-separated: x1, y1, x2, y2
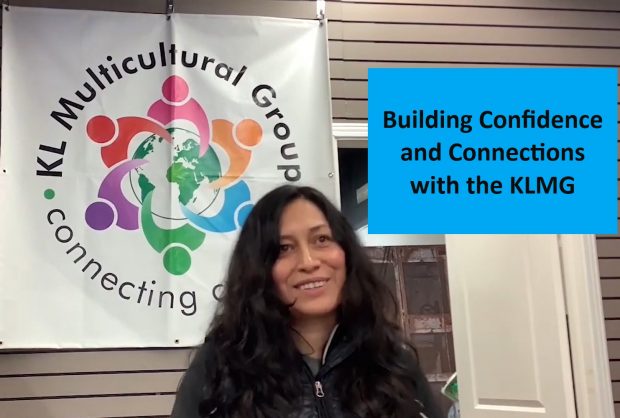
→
(85, 159, 148, 231)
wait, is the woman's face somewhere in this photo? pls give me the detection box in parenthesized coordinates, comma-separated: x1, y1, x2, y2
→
(272, 198, 346, 320)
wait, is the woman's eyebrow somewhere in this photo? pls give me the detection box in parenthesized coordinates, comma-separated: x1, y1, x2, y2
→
(309, 223, 329, 232)
(279, 223, 329, 239)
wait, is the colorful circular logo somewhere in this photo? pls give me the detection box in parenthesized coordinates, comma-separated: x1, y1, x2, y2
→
(85, 75, 262, 275)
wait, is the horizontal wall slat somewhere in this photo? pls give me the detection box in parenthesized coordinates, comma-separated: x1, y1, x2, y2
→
(334, 22, 620, 47)
(331, 61, 620, 81)
(610, 360, 620, 380)
(332, 99, 620, 122)
(0, 372, 182, 399)
(607, 320, 620, 340)
(614, 381, 620, 400)
(173, 0, 340, 18)
(10, 0, 343, 19)
(600, 259, 620, 278)
(341, 3, 620, 29)
(0, 349, 194, 375)
(608, 340, 620, 357)
(19, 0, 620, 19)
(341, 43, 620, 66)
(604, 300, 620, 318)
(602, 281, 620, 298)
(332, 80, 366, 99)
(332, 80, 620, 100)
(343, 0, 620, 12)
(10, 0, 163, 13)
(0, 394, 175, 418)
(332, 99, 366, 120)
(596, 237, 620, 257)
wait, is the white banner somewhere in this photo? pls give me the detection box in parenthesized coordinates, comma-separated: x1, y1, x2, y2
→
(0, 7, 336, 348)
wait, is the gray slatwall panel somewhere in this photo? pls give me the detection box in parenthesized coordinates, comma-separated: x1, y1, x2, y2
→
(346, 0, 620, 12)
(332, 99, 364, 120)
(332, 61, 619, 83)
(596, 239, 620, 260)
(10, 0, 164, 13)
(606, 321, 620, 339)
(332, 98, 620, 122)
(175, 0, 343, 19)
(600, 259, 620, 278)
(331, 2, 620, 119)
(351, 102, 620, 121)
(340, 3, 620, 29)
(11, 0, 343, 20)
(611, 341, 620, 357)
(333, 80, 620, 100)
(334, 22, 620, 46)
(604, 300, 620, 318)
(0, 349, 193, 375)
(0, 395, 175, 418)
(340, 43, 620, 65)
(0, 372, 182, 398)
(598, 226, 620, 415)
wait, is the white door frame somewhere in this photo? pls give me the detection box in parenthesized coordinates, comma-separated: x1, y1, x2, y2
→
(559, 234, 614, 418)
(332, 122, 444, 246)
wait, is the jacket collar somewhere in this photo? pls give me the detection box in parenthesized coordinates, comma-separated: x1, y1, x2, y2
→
(317, 324, 357, 378)
(321, 324, 340, 366)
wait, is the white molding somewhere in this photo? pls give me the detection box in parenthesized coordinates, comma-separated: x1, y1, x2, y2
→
(331, 122, 444, 246)
(559, 234, 615, 418)
(330, 123, 342, 210)
(332, 122, 368, 139)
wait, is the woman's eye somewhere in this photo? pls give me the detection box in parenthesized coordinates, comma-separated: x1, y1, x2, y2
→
(279, 244, 293, 253)
(316, 235, 331, 244)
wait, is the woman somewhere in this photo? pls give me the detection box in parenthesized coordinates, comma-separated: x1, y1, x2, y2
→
(171, 185, 441, 418)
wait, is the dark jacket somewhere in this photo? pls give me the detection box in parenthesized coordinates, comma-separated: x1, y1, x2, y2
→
(171, 327, 442, 418)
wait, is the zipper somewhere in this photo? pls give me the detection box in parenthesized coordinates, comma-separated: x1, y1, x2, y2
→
(302, 361, 330, 417)
(314, 379, 331, 417)
(314, 381, 325, 398)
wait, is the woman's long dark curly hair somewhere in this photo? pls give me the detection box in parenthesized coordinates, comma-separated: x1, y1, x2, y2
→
(197, 185, 423, 417)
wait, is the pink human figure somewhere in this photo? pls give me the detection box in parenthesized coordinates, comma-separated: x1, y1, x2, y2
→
(147, 75, 211, 157)
(87, 115, 172, 168)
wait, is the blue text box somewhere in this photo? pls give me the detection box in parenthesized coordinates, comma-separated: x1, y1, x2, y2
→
(368, 68, 618, 234)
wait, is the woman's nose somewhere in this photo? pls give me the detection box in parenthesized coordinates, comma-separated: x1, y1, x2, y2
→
(298, 246, 320, 271)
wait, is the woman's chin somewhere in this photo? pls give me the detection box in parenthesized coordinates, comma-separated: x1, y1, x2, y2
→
(291, 300, 339, 319)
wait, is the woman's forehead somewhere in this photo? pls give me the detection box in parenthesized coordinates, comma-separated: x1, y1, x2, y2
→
(279, 199, 330, 236)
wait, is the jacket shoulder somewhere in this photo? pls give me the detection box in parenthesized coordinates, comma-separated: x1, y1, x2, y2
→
(399, 343, 444, 418)
(170, 341, 214, 418)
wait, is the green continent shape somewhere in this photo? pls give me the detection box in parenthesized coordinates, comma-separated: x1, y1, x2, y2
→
(138, 174, 155, 202)
(132, 136, 157, 159)
(167, 140, 221, 205)
(132, 135, 158, 201)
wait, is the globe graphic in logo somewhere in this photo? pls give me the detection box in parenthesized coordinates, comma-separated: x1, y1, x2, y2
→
(84, 76, 263, 276)
(130, 127, 223, 221)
